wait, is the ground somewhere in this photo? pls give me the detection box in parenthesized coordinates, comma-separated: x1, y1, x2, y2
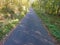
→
(3, 8, 55, 45)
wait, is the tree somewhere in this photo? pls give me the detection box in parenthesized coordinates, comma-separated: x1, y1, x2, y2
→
(33, 0, 60, 16)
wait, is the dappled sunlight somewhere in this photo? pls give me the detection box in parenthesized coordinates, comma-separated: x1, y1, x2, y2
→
(0, 0, 57, 45)
(22, 6, 26, 11)
(21, 11, 25, 16)
(32, 0, 60, 44)
(0, 0, 56, 45)
(9, 19, 19, 23)
(0, 0, 33, 40)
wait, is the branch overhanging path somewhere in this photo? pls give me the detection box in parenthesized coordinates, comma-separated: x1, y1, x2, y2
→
(4, 8, 55, 45)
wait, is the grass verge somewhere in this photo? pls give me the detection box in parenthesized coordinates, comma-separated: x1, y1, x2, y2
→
(33, 7, 60, 43)
(0, 14, 24, 40)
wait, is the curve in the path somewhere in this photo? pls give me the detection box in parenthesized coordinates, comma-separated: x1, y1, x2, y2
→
(4, 8, 55, 45)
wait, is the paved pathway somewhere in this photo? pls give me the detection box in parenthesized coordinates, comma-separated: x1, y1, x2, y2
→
(4, 8, 55, 45)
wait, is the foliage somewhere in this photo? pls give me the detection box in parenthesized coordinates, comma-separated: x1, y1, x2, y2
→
(0, 0, 30, 40)
(33, 0, 60, 15)
(32, 0, 60, 42)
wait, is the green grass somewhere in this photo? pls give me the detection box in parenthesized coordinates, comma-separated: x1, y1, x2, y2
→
(0, 14, 24, 40)
(33, 7, 60, 42)
(0, 20, 18, 40)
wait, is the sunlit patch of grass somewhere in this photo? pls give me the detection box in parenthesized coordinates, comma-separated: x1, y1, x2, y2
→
(0, 13, 24, 40)
(21, 12, 25, 16)
(0, 0, 30, 41)
(0, 20, 18, 40)
(8, 19, 19, 23)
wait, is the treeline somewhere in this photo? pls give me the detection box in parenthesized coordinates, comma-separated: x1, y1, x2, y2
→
(0, 0, 30, 20)
(32, 0, 60, 43)
(0, 0, 30, 40)
(33, 0, 60, 16)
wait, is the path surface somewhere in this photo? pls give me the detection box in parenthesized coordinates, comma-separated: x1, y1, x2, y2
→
(4, 8, 55, 45)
